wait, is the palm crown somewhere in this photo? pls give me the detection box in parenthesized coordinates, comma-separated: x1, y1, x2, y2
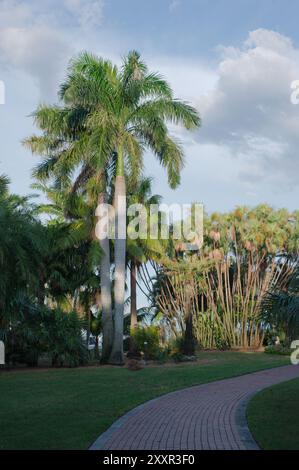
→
(25, 50, 200, 191)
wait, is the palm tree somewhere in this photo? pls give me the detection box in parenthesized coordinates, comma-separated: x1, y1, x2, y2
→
(71, 51, 200, 364)
(24, 76, 115, 361)
(31, 181, 103, 322)
(25, 50, 200, 364)
(0, 176, 45, 340)
(126, 177, 163, 331)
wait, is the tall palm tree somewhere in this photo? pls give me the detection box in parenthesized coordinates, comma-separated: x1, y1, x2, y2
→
(25, 50, 200, 364)
(24, 65, 116, 361)
(126, 176, 163, 331)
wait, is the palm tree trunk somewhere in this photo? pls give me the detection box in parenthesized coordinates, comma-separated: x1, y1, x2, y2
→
(97, 192, 114, 363)
(130, 259, 138, 329)
(109, 153, 126, 364)
(95, 334, 100, 360)
(86, 309, 91, 347)
(129, 259, 139, 355)
(183, 312, 195, 355)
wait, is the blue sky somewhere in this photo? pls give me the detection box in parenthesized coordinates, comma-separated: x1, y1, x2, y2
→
(103, 0, 299, 56)
(1, 0, 299, 214)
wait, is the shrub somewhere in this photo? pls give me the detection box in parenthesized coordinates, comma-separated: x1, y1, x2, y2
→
(264, 344, 291, 356)
(153, 348, 169, 363)
(169, 335, 185, 353)
(5, 299, 88, 367)
(263, 329, 286, 347)
(130, 325, 162, 360)
(170, 350, 185, 362)
(165, 336, 187, 362)
(45, 309, 88, 367)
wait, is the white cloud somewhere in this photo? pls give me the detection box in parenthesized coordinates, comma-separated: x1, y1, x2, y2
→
(196, 28, 299, 188)
(245, 29, 293, 55)
(0, 1, 75, 99)
(0, 0, 106, 98)
(143, 30, 299, 208)
(0, 0, 33, 27)
(63, 0, 104, 28)
(0, 26, 71, 98)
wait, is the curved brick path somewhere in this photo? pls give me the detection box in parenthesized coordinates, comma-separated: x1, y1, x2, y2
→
(90, 365, 299, 450)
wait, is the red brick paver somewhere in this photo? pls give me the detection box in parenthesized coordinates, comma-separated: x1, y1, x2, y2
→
(90, 364, 299, 450)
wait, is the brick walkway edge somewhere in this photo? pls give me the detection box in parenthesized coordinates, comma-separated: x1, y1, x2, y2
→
(90, 364, 299, 450)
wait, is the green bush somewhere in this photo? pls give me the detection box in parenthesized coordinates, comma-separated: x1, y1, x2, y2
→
(264, 344, 291, 356)
(129, 328, 199, 363)
(130, 325, 162, 360)
(168, 335, 185, 353)
(263, 329, 286, 347)
(170, 350, 185, 362)
(152, 348, 169, 363)
(166, 336, 188, 362)
(6, 299, 88, 367)
(45, 309, 88, 367)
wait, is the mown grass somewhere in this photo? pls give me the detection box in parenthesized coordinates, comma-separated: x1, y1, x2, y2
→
(0, 351, 288, 449)
(247, 376, 299, 449)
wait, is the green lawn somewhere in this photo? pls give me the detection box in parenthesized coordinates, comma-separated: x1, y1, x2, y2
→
(247, 377, 299, 450)
(0, 351, 288, 450)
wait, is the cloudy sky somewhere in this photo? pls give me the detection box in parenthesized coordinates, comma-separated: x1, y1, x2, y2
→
(1, 0, 299, 213)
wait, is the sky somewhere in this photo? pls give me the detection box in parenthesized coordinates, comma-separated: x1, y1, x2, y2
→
(1, 0, 299, 214)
